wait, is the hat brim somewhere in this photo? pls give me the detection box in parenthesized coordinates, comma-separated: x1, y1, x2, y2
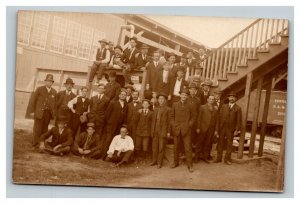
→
(98, 40, 108, 44)
(44, 79, 54, 82)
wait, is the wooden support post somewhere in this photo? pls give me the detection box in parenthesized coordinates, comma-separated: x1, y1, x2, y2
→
(140, 70, 147, 99)
(258, 80, 272, 156)
(276, 115, 286, 192)
(237, 72, 253, 159)
(58, 70, 65, 92)
(248, 78, 263, 158)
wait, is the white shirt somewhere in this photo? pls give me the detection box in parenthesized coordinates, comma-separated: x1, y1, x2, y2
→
(126, 96, 131, 102)
(163, 70, 169, 83)
(95, 46, 111, 63)
(45, 86, 51, 93)
(68, 96, 88, 112)
(229, 103, 235, 109)
(153, 61, 158, 67)
(107, 135, 134, 154)
(129, 47, 136, 60)
(173, 78, 182, 96)
(119, 100, 124, 108)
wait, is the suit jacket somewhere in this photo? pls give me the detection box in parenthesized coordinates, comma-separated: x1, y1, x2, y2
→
(125, 96, 133, 104)
(136, 110, 153, 137)
(40, 126, 73, 147)
(170, 78, 189, 96)
(105, 100, 128, 135)
(56, 90, 76, 110)
(186, 59, 197, 73)
(151, 105, 171, 138)
(26, 85, 57, 119)
(187, 95, 201, 114)
(218, 103, 242, 133)
(126, 101, 142, 126)
(122, 47, 140, 68)
(146, 61, 162, 91)
(170, 101, 197, 137)
(197, 104, 218, 133)
(73, 132, 99, 152)
(199, 90, 211, 105)
(104, 81, 121, 101)
(154, 70, 175, 96)
(89, 95, 110, 125)
(135, 53, 151, 70)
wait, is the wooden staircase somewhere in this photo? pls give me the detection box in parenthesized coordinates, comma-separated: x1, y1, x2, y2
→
(198, 18, 289, 98)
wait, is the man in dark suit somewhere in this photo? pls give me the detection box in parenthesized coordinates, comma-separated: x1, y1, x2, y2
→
(104, 71, 121, 101)
(26, 74, 57, 147)
(88, 38, 111, 85)
(213, 88, 223, 112)
(170, 67, 189, 105)
(170, 88, 197, 172)
(196, 94, 218, 163)
(125, 85, 134, 103)
(154, 61, 175, 101)
(199, 79, 213, 105)
(72, 122, 101, 159)
(89, 83, 110, 142)
(215, 91, 242, 165)
(39, 116, 73, 156)
(135, 44, 151, 70)
(135, 99, 153, 162)
(167, 52, 178, 78)
(56, 78, 76, 127)
(187, 83, 202, 150)
(146, 50, 161, 92)
(67, 86, 90, 139)
(150, 92, 171, 168)
(126, 90, 142, 146)
(122, 36, 140, 85)
(100, 89, 128, 159)
(186, 49, 197, 76)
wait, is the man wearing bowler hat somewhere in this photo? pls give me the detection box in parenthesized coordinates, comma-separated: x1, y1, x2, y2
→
(170, 88, 197, 172)
(56, 77, 76, 127)
(26, 74, 57, 148)
(72, 122, 102, 159)
(215, 91, 242, 165)
(39, 116, 73, 156)
(104, 71, 121, 101)
(135, 43, 151, 70)
(122, 36, 140, 84)
(88, 38, 111, 85)
(150, 92, 171, 168)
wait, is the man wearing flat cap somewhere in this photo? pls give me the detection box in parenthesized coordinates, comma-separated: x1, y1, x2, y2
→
(135, 43, 151, 71)
(104, 71, 121, 101)
(39, 116, 73, 156)
(88, 38, 111, 85)
(199, 79, 213, 105)
(56, 77, 76, 127)
(215, 91, 242, 165)
(26, 74, 57, 147)
(170, 88, 197, 172)
(150, 92, 171, 168)
(121, 36, 140, 84)
(72, 122, 102, 159)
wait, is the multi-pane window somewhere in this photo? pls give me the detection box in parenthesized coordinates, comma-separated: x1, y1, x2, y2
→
(30, 12, 50, 49)
(64, 21, 81, 57)
(17, 11, 34, 46)
(78, 25, 93, 60)
(50, 16, 67, 53)
(90, 30, 106, 60)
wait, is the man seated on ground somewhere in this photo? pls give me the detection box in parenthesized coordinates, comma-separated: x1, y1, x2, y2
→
(39, 116, 73, 156)
(72, 122, 101, 159)
(106, 125, 134, 167)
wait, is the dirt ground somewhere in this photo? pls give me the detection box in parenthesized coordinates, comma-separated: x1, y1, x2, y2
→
(12, 128, 279, 192)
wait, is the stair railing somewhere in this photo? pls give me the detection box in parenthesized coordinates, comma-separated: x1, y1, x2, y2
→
(199, 18, 289, 86)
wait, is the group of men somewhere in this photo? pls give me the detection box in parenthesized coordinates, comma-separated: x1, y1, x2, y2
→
(26, 37, 242, 172)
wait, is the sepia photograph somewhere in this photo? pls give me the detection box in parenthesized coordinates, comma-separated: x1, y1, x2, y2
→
(12, 10, 289, 192)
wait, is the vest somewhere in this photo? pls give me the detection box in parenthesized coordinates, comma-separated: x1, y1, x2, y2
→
(75, 97, 90, 115)
(96, 47, 108, 61)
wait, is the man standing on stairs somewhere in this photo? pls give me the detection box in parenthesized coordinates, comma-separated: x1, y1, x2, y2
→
(88, 39, 111, 86)
(215, 91, 242, 165)
(199, 79, 213, 105)
(186, 49, 197, 77)
(104, 71, 121, 101)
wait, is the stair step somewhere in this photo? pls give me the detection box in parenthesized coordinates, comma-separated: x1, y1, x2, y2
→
(227, 72, 238, 75)
(269, 42, 281, 45)
(237, 64, 248, 68)
(257, 49, 270, 53)
(280, 34, 289, 37)
(247, 57, 259, 60)
(218, 78, 228, 81)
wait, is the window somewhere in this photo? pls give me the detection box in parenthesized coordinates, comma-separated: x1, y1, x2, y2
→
(17, 11, 34, 46)
(78, 25, 93, 60)
(90, 30, 106, 60)
(64, 21, 81, 57)
(50, 16, 67, 53)
(30, 12, 50, 49)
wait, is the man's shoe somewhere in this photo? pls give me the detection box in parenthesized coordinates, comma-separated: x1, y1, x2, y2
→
(188, 166, 194, 173)
(149, 161, 157, 166)
(170, 164, 178, 168)
(157, 164, 162, 169)
(224, 160, 232, 165)
(202, 158, 210, 164)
